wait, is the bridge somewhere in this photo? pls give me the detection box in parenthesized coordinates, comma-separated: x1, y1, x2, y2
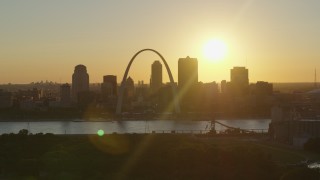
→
(143, 120, 267, 135)
(208, 120, 267, 134)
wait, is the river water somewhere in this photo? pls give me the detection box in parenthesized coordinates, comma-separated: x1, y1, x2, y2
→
(0, 119, 271, 135)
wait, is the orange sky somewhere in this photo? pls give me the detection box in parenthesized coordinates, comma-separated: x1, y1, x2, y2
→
(0, 1, 320, 84)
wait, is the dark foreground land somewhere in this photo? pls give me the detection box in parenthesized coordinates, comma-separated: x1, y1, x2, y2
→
(0, 132, 320, 180)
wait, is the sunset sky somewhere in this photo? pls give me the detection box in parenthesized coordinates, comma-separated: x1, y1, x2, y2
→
(1, 0, 320, 84)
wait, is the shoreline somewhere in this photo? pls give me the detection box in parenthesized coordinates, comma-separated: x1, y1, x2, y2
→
(0, 117, 271, 122)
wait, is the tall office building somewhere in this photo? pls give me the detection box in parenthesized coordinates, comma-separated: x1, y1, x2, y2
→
(72, 64, 89, 101)
(101, 75, 117, 99)
(125, 76, 135, 99)
(231, 67, 249, 85)
(178, 56, 198, 89)
(60, 83, 71, 106)
(178, 56, 198, 111)
(230, 67, 249, 95)
(150, 61, 162, 92)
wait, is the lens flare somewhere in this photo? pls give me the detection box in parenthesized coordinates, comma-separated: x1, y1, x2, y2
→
(97, 129, 104, 136)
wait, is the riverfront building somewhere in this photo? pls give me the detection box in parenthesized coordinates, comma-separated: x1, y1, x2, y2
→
(72, 64, 89, 102)
(150, 61, 162, 93)
(178, 56, 198, 89)
(270, 105, 320, 147)
(60, 83, 71, 106)
(230, 67, 249, 95)
(177, 56, 198, 111)
(125, 77, 135, 99)
(101, 75, 117, 99)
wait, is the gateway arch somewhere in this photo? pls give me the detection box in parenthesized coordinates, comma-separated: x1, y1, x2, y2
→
(116, 49, 181, 115)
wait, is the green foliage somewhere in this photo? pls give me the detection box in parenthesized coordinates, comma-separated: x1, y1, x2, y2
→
(0, 132, 317, 179)
(18, 129, 29, 136)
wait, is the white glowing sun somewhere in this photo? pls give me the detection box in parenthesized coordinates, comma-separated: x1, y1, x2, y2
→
(203, 39, 227, 62)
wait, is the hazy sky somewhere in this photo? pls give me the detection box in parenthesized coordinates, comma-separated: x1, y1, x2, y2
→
(1, 0, 320, 84)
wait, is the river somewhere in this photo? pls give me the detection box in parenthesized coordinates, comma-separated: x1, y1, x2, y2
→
(0, 119, 271, 135)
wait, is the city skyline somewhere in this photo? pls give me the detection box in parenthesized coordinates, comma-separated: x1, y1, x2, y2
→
(1, 1, 320, 84)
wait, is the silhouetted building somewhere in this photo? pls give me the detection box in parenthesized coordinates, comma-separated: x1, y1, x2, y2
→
(178, 56, 198, 89)
(101, 75, 117, 99)
(221, 80, 227, 93)
(270, 105, 320, 147)
(230, 67, 249, 95)
(136, 81, 148, 99)
(150, 61, 162, 92)
(156, 83, 176, 112)
(60, 83, 71, 106)
(0, 89, 12, 108)
(72, 64, 89, 102)
(178, 56, 198, 111)
(133, 81, 150, 110)
(77, 91, 96, 109)
(193, 82, 219, 112)
(16, 88, 41, 101)
(254, 81, 273, 95)
(125, 76, 135, 99)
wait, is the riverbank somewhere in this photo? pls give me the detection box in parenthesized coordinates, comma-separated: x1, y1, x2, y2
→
(0, 119, 271, 135)
(0, 108, 271, 121)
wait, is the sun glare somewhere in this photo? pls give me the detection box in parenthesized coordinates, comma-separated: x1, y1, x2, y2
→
(203, 39, 227, 62)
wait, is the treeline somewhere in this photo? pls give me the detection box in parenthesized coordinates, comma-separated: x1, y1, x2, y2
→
(0, 131, 319, 179)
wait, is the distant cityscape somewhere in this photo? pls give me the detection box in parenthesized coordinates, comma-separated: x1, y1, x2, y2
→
(0, 54, 319, 121)
(2, 1, 320, 179)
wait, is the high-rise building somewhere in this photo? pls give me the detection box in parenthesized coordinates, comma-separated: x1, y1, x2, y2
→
(230, 67, 249, 95)
(60, 83, 71, 106)
(125, 76, 135, 99)
(101, 75, 117, 99)
(150, 61, 162, 92)
(178, 56, 198, 89)
(231, 67, 249, 85)
(72, 64, 89, 102)
(178, 56, 198, 111)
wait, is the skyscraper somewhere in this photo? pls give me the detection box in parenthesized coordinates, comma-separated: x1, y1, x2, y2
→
(125, 76, 135, 99)
(101, 75, 117, 99)
(72, 64, 89, 102)
(178, 56, 198, 89)
(150, 60, 162, 92)
(178, 56, 198, 111)
(230, 67, 249, 95)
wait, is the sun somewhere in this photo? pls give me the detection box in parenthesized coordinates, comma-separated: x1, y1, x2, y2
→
(203, 39, 227, 62)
